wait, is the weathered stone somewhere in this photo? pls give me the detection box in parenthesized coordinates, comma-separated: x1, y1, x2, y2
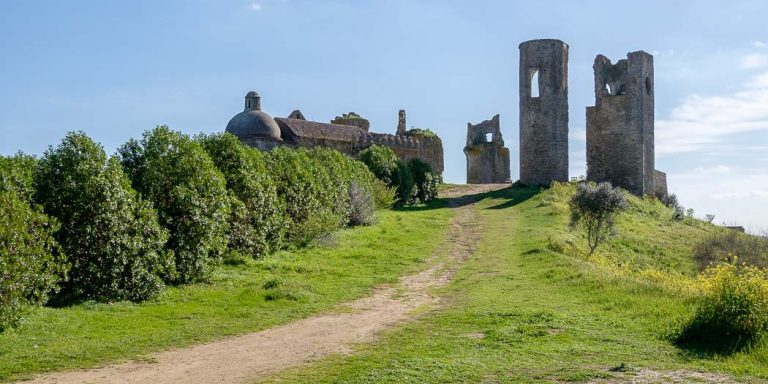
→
(226, 93, 444, 176)
(653, 169, 668, 199)
(586, 51, 655, 196)
(464, 114, 510, 184)
(397, 110, 406, 136)
(519, 39, 569, 186)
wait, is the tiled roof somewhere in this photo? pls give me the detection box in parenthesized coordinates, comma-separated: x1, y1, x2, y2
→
(275, 117, 368, 143)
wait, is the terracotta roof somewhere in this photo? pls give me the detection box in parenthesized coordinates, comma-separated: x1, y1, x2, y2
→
(275, 118, 368, 143)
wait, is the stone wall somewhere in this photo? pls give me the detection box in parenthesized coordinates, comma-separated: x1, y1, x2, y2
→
(653, 169, 668, 198)
(368, 133, 444, 176)
(519, 39, 569, 186)
(464, 114, 510, 184)
(586, 51, 655, 196)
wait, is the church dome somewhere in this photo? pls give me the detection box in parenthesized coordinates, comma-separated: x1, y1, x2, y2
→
(225, 91, 282, 140)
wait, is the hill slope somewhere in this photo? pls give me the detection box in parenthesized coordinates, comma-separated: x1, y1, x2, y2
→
(266, 184, 768, 383)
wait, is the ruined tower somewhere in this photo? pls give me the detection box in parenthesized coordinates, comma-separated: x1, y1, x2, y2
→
(519, 39, 569, 186)
(586, 51, 655, 196)
(464, 114, 510, 184)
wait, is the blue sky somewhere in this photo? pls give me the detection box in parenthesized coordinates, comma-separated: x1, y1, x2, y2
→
(1, 0, 767, 232)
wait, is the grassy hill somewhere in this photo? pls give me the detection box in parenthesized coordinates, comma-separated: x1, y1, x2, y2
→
(266, 184, 768, 383)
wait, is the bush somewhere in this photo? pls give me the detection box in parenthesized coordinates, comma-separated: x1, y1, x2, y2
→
(198, 133, 286, 258)
(0, 188, 64, 330)
(348, 181, 376, 226)
(393, 161, 416, 205)
(371, 179, 397, 209)
(265, 147, 339, 246)
(34, 132, 171, 302)
(569, 182, 628, 255)
(358, 145, 399, 185)
(408, 158, 439, 203)
(118, 126, 229, 284)
(676, 261, 768, 352)
(692, 229, 768, 271)
(0, 153, 37, 202)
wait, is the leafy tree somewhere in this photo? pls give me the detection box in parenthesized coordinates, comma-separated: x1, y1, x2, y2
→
(307, 148, 377, 224)
(265, 147, 339, 245)
(392, 160, 416, 205)
(0, 156, 65, 330)
(198, 133, 285, 257)
(569, 182, 628, 255)
(118, 126, 229, 284)
(0, 153, 38, 201)
(358, 145, 399, 185)
(34, 132, 171, 301)
(407, 158, 439, 203)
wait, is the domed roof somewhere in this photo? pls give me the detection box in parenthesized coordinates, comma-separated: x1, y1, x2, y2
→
(225, 91, 282, 140)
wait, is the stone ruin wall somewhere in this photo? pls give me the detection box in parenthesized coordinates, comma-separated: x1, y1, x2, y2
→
(368, 133, 444, 177)
(518, 39, 569, 186)
(464, 114, 510, 184)
(586, 51, 656, 196)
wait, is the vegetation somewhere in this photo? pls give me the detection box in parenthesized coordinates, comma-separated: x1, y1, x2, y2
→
(692, 228, 768, 270)
(0, 189, 63, 331)
(569, 182, 628, 255)
(35, 132, 171, 302)
(266, 184, 768, 383)
(118, 126, 230, 284)
(0, 201, 453, 381)
(405, 127, 438, 138)
(198, 133, 286, 258)
(358, 145, 438, 206)
(676, 261, 768, 352)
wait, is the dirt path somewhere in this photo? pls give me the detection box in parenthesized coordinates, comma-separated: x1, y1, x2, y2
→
(24, 186, 495, 384)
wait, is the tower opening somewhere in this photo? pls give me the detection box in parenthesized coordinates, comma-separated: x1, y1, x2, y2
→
(530, 69, 540, 98)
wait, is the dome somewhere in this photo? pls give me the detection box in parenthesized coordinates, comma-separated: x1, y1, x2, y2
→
(226, 110, 282, 140)
(225, 91, 282, 141)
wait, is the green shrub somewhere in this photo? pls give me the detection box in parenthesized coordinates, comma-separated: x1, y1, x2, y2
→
(265, 147, 339, 246)
(307, 148, 377, 224)
(569, 182, 628, 255)
(118, 126, 229, 284)
(358, 145, 399, 185)
(0, 188, 64, 330)
(198, 133, 286, 258)
(692, 229, 768, 271)
(676, 261, 768, 352)
(408, 158, 439, 203)
(0, 153, 37, 202)
(371, 179, 397, 209)
(405, 128, 438, 138)
(34, 132, 171, 302)
(347, 181, 376, 226)
(393, 160, 416, 205)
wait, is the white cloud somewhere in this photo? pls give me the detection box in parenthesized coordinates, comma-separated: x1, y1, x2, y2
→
(740, 53, 768, 69)
(694, 165, 731, 174)
(752, 40, 766, 48)
(249, 2, 262, 11)
(656, 71, 768, 154)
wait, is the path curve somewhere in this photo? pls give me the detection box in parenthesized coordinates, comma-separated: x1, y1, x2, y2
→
(23, 186, 499, 384)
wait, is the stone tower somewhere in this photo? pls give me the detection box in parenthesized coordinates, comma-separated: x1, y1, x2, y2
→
(464, 114, 511, 184)
(519, 39, 569, 186)
(586, 51, 655, 196)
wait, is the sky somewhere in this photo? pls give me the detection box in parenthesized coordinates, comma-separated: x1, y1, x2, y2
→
(1, 0, 767, 232)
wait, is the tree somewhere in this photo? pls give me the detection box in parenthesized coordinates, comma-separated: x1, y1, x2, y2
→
(407, 158, 439, 203)
(118, 126, 230, 284)
(569, 182, 628, 255)
(34, 132, 171, 302)
(358, 145, 399, 185)
(0, 156, 65, 330)
(198, 133, 285, 257)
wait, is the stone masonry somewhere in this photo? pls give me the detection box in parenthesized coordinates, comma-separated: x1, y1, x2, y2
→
(519, 39, 569, 186)
(464, 114, 510, 184)
(586, 51, 659, 196)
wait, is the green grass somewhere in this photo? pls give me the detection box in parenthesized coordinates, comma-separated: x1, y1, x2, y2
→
(264, 185, 768, 383)
(0, 202, 453, 382)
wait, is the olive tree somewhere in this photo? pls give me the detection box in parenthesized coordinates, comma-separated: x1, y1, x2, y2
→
(569, 182, 628, 255)
(118, 126, 230, 284)
(34, 132, 171, 302)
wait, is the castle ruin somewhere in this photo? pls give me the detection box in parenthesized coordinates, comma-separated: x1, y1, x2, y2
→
(586, 51, 666, 196)
(464, 114, 510, 184)
(225, 92, 444, 176)
(518, 39, 569, 186)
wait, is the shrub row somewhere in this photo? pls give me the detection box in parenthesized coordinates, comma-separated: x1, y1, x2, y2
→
(0, 127, 385, 330)
(358, 145, 439, 205)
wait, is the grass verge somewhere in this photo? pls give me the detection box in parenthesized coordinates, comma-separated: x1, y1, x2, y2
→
(264, 185, 768, 383)
(0, 201, 452, 382)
